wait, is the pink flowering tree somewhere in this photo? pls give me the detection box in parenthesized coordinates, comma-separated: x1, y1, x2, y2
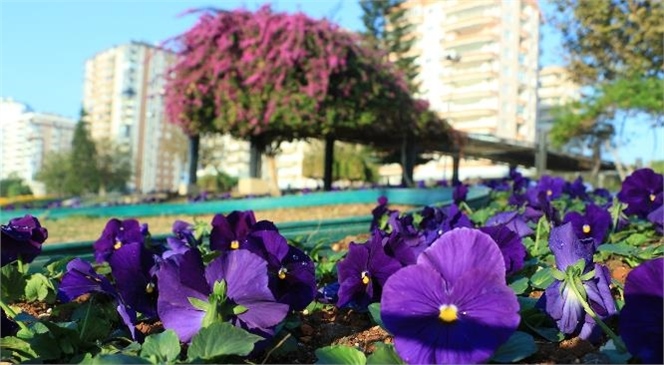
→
(164, 6, 429, 189)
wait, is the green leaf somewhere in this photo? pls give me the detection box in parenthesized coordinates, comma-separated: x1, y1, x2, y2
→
(490, 331, 537, 363)
(24, 273, 53, 302)
(599, 339, 632, 364)
(366, 343, 404, 364)
(530, 268, 555, 289)
(140, 330, 180, 363)
(82, 354, 153, 364)
(233, 305, 248, 315)
(597, 243, 635, 256)
(315, 345, 367, 365)
(187, 322, 263, 362)
(509, 277, 529, 295)
(1, 264, 27, 302)
(367, 303, 386, 331)
(0, 336, 38, 362)
(188, 296, 210, 311)
(625, 233, 648, 246)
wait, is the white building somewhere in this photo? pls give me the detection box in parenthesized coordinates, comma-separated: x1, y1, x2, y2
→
(537, 65, 581, 132)
(83, 42, 189, 193)
(0, 98, 76, 195)
(397, 0, 542, 181)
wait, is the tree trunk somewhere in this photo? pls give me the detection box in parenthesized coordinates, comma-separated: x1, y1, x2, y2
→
(249, 136, 264, 178)
(324, 135, 335, 191)
(401, 134, 415, 187)
(452, 153, 460, 186)
(591, 140, 602, 186)
(188, 134, 200, 194)
(604, 140, 627, 181)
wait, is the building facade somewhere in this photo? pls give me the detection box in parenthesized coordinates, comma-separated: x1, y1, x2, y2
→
(397, 0, 541, 180)
(83, 42, 189, 193)
(537, 65, 581, 133)
(0, 98, 76, 195)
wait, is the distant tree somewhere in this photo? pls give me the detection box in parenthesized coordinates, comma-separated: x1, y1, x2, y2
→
(0, 173, 32, 197)
(164, 5, 419, 190)
(68, 109, 99, 195)
(360, 0, 419, 91)
(549, 0, 663, 85)
(302, 140, 379, 183)
(95, 138, 132, 195)
(35, 152, 72, 197)
(550, 76, 663, 178)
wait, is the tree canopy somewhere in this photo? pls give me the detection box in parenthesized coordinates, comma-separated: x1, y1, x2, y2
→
(550, 0, 663, 85)
(164, 5, 438, 146)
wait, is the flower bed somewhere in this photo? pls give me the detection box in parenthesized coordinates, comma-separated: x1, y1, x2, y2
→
(1, 168, 662, 364)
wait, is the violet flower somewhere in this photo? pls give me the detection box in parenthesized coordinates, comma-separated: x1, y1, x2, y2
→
(564, 176, 588, 200)
(479, 225, 526, 276)
(485, 211, 534, 238)
(93, 218, 146, 263)
(537, 223, 617, 341)
(534, 175, 565, 201)
(156, 248, 288, 343)
(108, 242, 158, 318)
(420, 204, 473, 246)
(209, 210, 273, 251)
(57, 258, 139, 339)
(370, 196, 393, 231)
(336, 235, 402, 308)
(452, 183, 468, 204)
(617, 168, 663, 218)
(381, 228, 520, 364)
(1, 215, 48, 266)
(562, 204, 612, 248)
(647, 205, 663, 234)
(619, 257, 663, 364)
(246, 230, 316, 311)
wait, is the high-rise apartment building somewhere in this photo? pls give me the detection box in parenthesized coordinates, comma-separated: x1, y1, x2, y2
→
(399, 0, 541, 180)
(83, 42, 189, 193)
(0, 98, 76, 195)
(537, 65, 580, 132)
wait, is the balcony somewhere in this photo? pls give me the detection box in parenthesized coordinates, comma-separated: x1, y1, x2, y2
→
(446, 0, 496, 15)
(443, 32, 499, 49)
(442, 68, 498, 83)
(443, 14, 500, 32)
(442, 88, 498, 102)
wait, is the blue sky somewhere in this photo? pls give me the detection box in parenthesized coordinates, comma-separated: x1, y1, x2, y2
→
(1, 0, 660, 164)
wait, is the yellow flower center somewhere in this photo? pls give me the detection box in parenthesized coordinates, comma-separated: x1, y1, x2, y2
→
(650, 194, 656, 202)
(361, 271, 370, 285)
(439, 304, 458, 323)
(582, 224, 591, 234)
(113, 241, 122, 250)
(546, 189, 553, 197)
(278, 267, 287, 280)
(230, 240, 240, 250)
(145, 282, 155, 294)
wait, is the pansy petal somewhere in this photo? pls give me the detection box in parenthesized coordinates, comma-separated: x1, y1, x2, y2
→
(58, 258, 117, 302)
(418, 228, 506, 281)
(548, 223, 594, 270)
(109, 242, 157, 317)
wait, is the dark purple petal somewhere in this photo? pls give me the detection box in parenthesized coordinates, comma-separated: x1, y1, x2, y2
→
(537, 175, 565, 200)
(548, 223, 594, 271)
(336, 242, 370, 307)
(156, 249, 210, 343)
(366, 235, 402, 286)
(620, 258, 663, 364)
(93, 219, 144, 263)
(563, 205, 611, 248)
(648, 205, 663, 234)
(541, 280, 584, 335)
(272, 245, 316, 311)
(209, 211, 261, 252)
(618, 168, 664, 218)
(479, 225, 526, 276)
(108, 242, 158, 317)
(486, 211, 534, 237)
(1, 215, 47, 266)
(57, 258, 117, 302)
(452, 184, 468, 204)
(205, 250, 288, 330)
(116, 303, 138, 340)
(419, 228, 506, 281)
(578, 265, 617, 342)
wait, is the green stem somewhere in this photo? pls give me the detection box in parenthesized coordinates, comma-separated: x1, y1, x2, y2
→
(17, 255, 24, 274)
(459, 201, 474, 214)
(534, 217, 543, 253)
(79, 296, 94, 340)
(0, 299, 29, 332)
(567, 280, 628, 353)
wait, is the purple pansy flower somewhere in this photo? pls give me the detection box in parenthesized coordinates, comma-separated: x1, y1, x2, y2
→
(564, 176, 588, 200)
(336, 235, 402, 308)
(173, 220, 197, 246)
(246, 230, 316, 311)
(381, 228, 520, 364)
(209, 211, 274, 251)
(156, 248, 288, 343)
(370, 196, 394, 231)
(479, 225, 526, 276)
(108, 242, 158, 317)
(420, 204, 473, 246)
(534, 175, 566, 201)
(93, 218, 145, 263)
(537, 223, 617, 341)
(647, 205, 663, 234)
(1, 215, 48, 266)
(485, 211, 534, 238)
(562, 204, 612, 248)
(57, 258, 139, 339)
(617, 168, 663, 218)
(619, 258, 663, 364)
(452, 183, 468, 204)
